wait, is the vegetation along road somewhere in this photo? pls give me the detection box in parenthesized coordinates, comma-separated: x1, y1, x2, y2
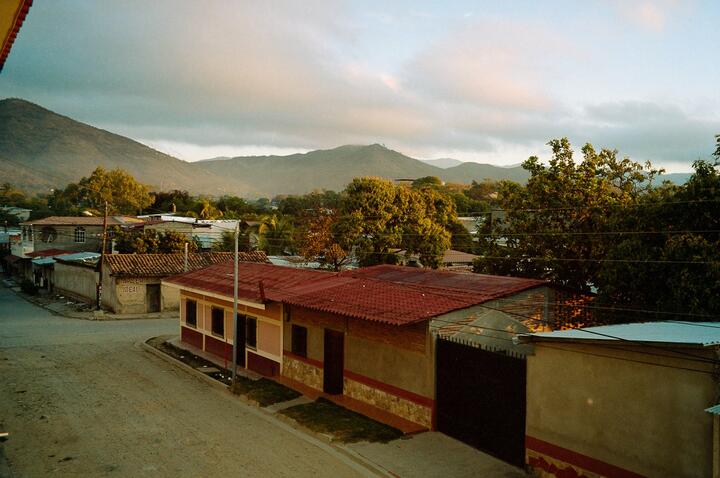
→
(0, 285, 366, 477)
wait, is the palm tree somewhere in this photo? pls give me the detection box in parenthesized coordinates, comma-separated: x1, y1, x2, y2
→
(258, 215, 294, 255)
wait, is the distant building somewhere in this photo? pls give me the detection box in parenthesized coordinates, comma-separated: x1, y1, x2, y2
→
(17, 216, 143, 257)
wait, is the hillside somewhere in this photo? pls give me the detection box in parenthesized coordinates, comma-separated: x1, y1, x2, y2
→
(196, 145, 531, 196)
(0, 98, 245, 194)
(419, 157, 463, 169)
(0, 98, 534, 198)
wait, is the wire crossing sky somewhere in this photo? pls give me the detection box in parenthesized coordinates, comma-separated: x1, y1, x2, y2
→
(1, 0, 718, 170)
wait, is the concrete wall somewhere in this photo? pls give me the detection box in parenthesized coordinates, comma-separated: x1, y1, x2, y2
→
(101, 268, 180, 314)
(30, 225, 103, 253)
(54, 262, 98, 304)
(283, 305, 434, 428)
(526, 341, 716, 478)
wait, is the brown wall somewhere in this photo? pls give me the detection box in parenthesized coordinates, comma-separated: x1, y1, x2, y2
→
(283, 305, 434, 427)
(526, 341, 716, 478)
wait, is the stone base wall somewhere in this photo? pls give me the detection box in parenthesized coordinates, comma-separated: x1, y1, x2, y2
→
(526, 450, 600, 478)
(283, 355, 323, 391)
(343, 377, 432, 428)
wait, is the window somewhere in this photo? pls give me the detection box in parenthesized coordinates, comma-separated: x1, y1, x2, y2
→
(185, 300, 197, 327)
(74, 226, 86, 243)
(246, 317, 257, 349)
(211, 307, 225, 337)
(291, 325, 307, 357)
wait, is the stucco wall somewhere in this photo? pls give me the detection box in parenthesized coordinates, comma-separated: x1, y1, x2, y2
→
(283, 305, 434, 426)
(31, 224, 103, 253)
(526, 342, 716, 478)
(101, 267, 179, 314)
(54, 262, 98, 304)
(177, 291, 282, 371)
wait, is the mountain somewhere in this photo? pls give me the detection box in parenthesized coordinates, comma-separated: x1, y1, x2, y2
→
(196, 144, 531, 196)
(419, 157, 463, 169)
(441, 162, 530, 184)
(0, 98, 245, 194)
(0, 98, 532, 198)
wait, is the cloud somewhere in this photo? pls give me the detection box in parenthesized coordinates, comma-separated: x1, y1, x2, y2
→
(0, 1, 716, 171)
(602, 0, 684, 31)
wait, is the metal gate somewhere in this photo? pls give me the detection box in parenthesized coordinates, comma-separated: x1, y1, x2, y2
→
(436, 337, 527, 467)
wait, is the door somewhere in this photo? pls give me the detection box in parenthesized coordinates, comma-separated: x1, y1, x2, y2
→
(323, 329, 344, 394)
(436, 337, 527, 467)
(146, 284, 161, 313)
(235, 314, 246, 367)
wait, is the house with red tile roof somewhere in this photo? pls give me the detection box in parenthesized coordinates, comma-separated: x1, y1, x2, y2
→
(50, 251, 268, 314)
(163, 262, 565, 430)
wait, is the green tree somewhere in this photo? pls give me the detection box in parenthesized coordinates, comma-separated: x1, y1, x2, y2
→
(596, 156, 720, 319)
(63, 167, 153, 214)
(474, 138, 661, 293)
(258, 215, 295, 255)
(334, 177, 454, 268)
(113, 228, 197, 254)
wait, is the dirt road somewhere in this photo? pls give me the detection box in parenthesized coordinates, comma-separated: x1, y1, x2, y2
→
(0, 286, 365, 477)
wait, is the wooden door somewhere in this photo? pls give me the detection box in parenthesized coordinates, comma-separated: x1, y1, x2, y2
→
(146, 284, 161, 313)
(235, 314, 246, 367)
(323, 329, 344, 394)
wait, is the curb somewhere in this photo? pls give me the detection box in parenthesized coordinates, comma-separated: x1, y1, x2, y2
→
(141, 336, 393, 477)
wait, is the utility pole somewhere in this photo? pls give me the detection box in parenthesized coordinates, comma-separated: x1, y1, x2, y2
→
(184, 242, 188, 272)
(231, 220, 240, 385)
(96, 201, 109, 310)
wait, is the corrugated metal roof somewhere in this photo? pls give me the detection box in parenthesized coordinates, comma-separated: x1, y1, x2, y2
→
(165, 263, 547, 326)
(529, 321, 720, 347)
(705, 404, 720, 415)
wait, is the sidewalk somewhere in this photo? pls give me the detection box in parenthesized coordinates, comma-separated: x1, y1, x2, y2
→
(147, 336, 528, 478)
(11, 287, 178, 321)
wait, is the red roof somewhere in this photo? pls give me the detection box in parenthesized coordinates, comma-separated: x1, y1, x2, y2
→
(346, 264, 545, 297)
(1, 0, 32, 72)
(164, 263, 547, 326)
(105, 252, 268, 277)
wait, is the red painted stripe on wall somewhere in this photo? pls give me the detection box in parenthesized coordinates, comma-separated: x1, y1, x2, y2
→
(526, 436, 647, 478)
(343, 369, 434, 408)
(181, 326, 203, 350)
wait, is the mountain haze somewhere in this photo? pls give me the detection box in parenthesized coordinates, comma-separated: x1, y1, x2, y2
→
(1, 98, 538, 197)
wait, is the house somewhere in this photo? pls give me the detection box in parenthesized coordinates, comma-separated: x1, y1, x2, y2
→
(163, 263, 566, 430)
(141, 216, 247, 251)
(392, 248, 478, 270)
(51, 251, 267, 313)
(19, 216, 143, 256)
(518, 322, 720, 478)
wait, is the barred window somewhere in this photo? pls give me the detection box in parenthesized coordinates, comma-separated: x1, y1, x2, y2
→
(74, 226, 86, 243)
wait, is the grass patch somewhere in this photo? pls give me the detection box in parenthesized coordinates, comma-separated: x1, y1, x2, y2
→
(230, 378, 300, 407)
(148, 337, 300, 407)
(280, 398, 403, 443)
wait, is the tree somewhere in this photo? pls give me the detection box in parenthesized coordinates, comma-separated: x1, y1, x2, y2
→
(297, 210, 349, 271)
(595, 157, 720, 319)
(59, 167, 154, 215)
(113, 228, 198, 254)
(212, 226, 253, 253)
(258, 215, 295, 255)
(474, 138, 661, 293)
(334, 177, 454, 268)
(412, 176, 443, 189)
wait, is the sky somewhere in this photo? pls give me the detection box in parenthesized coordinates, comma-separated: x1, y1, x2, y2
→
(1, 0, 719, 171)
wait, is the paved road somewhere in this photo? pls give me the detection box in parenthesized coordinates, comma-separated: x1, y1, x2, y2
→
(0, 286, 365, 477)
